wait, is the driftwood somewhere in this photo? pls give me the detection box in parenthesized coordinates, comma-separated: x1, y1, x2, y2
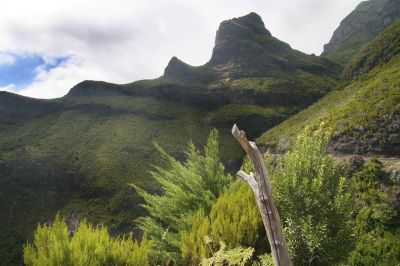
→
(232, 124, 292, 266)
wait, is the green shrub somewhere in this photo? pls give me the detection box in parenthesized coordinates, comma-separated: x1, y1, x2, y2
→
(200, 242, 254, 266)
(347, 229, 400, 266)
(347, 158, 400, 265)
(272, 123, 355, 265)
(23, 215, 151, 266)
(133, 129, 232, 263)
(351, 158, 397, 234)
(180, 182, 264, 264)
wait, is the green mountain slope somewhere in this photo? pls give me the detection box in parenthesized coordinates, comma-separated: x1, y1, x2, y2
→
(0, 13, 340, 264)
(322, 0, 400, 66)
(259, 20, 400, 156)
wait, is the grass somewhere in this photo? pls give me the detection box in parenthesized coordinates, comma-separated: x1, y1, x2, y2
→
(258, 54, 400, 154)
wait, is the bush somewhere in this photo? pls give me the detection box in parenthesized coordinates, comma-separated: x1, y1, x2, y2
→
(271, 123, 354, 265)
(200, 242, 254, 266)
(180, 182, 264, 264)
(133, 129, 232, 263)
(347, 229, 400, 266)
(23, 215, 151, 266)
(347, 158, 400, 265)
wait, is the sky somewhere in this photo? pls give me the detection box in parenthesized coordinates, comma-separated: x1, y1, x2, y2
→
(0, 0, 363, 99)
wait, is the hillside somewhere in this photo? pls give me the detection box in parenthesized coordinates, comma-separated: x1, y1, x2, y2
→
(258, 20, 400, 156)
(0, 13, 341, 264)
(322, 0, 400, 66)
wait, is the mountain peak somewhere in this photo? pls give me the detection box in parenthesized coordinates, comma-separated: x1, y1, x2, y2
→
(208, 12, 273, 66)
(229, 12, 270, 36)
(164, 56, 194, 79)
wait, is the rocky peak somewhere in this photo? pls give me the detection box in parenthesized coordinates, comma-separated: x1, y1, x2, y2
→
(163, 56, 192, 78)
(208, 12, 274, 66)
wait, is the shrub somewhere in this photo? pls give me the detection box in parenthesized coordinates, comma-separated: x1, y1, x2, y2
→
(272, 123, 354, 265)
(200, 242, 254, 266)
(180, 182, 264, 264)
(133, 129, 231, 263)
(23, 215, 151, 266)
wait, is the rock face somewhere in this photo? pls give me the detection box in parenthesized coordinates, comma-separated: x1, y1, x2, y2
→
(208, 12, 275, 66)
(322, 0, 400, 65)
(206, 12, 339, 78)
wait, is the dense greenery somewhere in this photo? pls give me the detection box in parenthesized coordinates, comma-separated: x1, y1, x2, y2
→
(270, 124, 354, 265)
(0, 93, 243, 264)
(259, 50, 400, 155)
(132, 130, 232, 263)
(347, 158, 400, 265)
(344, 20, 400, 82)
(23, 215, 152, 266)
(200, 242, 254, 266)
(180, 182, 264, 265)
(21, 125, 400, 265)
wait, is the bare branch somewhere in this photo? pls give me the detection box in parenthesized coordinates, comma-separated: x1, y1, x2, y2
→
(232, 124, 292, 266)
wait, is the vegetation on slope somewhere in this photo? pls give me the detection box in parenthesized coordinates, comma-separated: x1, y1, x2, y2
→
(322, 0, 400, 66)
(258, 21, 400, 155)
(0, 93, 243, 264)
(22, 125, 400, 265)
(344, 20, 400, 81)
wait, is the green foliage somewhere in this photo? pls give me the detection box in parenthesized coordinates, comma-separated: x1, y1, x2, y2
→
(0, 93, 243, 264)
(23, 215, 152, 266)
(344, 20, 400, 82)
(180, 182, 264, 264)
(272, 123, 354, 265)
(347, 158, 400, 265)
(200, 242, 254, 266)
(347, 229, 400, 266)
(132, 130, 232, 263)
(351, 158, 397, 234)
(257, 253, 274, 266)
(258, 53, 400, 155)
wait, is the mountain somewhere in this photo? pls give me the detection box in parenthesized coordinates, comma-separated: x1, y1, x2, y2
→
(259, 20, 400, 156)
(322, 0, 400, 66)
(0, 13, 341, 264)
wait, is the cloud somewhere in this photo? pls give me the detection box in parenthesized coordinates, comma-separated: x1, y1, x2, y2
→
(0, 0, 363, 99)
(0, 53, 15, 66)
(0, 84, 16, 92)
(18, 57, 105, 99)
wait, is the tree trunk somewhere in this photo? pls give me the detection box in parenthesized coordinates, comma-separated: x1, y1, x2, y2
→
(232, 124, 292, 266)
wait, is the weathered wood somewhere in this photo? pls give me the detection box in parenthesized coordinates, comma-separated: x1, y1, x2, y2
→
(232, 124, 292, 266)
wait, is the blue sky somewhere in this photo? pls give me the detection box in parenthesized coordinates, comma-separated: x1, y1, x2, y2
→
(0, 0, 363, 99)
(0, 54, 68, 91)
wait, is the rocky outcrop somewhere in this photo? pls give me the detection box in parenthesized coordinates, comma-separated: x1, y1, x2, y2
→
(322, 0, 400, 65)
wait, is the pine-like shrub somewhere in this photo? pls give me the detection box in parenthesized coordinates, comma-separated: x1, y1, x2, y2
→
(133, 129, 231, 262)
(23, 215, 151, 266)
(180, 182, 263, 265)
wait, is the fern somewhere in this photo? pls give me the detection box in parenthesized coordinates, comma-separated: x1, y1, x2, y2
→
(200, 242, 254, 266)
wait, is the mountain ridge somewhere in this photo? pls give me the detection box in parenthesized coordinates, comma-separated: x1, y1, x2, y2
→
(322, 0, 400, 65)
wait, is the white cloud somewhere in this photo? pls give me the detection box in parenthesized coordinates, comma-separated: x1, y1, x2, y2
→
(0, 53, 15, 65)
(19, 57, 105, 99)
(0, 0, 363, 99)
(0, 84, 16, 92)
